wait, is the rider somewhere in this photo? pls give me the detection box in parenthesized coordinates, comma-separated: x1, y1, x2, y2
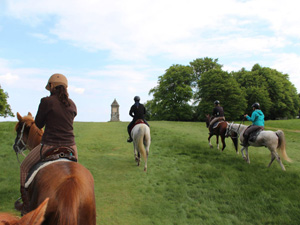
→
(127, 96, 149, 142)
(209, 100, 225, 134)
(15, 73, 78, 215)
(242, 102, 265, 147)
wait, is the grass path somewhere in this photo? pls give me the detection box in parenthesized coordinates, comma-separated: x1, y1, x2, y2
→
(0, 120, 300, 224)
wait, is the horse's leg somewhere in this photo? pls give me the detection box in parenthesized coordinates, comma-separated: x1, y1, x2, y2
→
(133, 142, 138, 162)
(208, 134, 213, 148)
(137, 152, 140, 166)
(269, 150, 286, 171)
(216, 135, 220, 150)
(245, 147, 250, 164)
(268, 152, 276, 168)
(221, 135, 226, 151)
(241, 147, 247, 161)
(144, 150, 148, 172)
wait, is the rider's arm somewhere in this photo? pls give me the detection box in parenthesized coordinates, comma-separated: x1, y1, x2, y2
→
(35, 97, 48, 129)
(246, 111, 257, 122)
(129, 106, 134, 118)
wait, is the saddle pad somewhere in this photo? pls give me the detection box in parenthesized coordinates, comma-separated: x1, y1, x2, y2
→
(248, 130, 262, 143)
(25, 159, 71, 188)
(212, 122, 220, 129)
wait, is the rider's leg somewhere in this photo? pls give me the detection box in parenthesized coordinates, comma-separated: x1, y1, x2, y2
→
(127, 121, 134, 142)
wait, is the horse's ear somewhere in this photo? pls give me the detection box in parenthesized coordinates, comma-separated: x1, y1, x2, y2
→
(19, 198, 49, 225)
(17, 112, 22, 121)
(28, 112, 32, 117)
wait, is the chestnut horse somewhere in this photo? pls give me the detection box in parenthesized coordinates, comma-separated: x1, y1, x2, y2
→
(0, 198, 48, 225)
(205, 114, 238, 153)
(13, 112, 96, 225)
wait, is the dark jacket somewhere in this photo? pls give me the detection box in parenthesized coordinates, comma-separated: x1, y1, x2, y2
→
(212, 106, 224, 117)
(129, 103, 146, 120)
(35, 95, 77, 146)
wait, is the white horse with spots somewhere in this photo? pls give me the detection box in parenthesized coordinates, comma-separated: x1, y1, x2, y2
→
(226, 122, 291, 170)
(131, 122, 151, 171)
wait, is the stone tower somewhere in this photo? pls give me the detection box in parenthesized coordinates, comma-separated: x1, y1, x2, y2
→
(110, 99, 120, 121)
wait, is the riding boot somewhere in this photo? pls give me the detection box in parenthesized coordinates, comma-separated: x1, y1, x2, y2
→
(127, 136, 133, 143)
(15, 186, 30, 215)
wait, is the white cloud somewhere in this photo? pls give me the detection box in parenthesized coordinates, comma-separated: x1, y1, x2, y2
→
(5, 0, 299, 62)
(271, 53, 300, 92)
(0, 73, 19, 84)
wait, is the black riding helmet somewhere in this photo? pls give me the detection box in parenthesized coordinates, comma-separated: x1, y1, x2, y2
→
(214, 100, 220, 105)
(134, 96, 140, 102)
(252, 102, 260, 109)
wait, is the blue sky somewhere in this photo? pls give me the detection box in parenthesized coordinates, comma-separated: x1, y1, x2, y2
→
(0, 0, 299, 122)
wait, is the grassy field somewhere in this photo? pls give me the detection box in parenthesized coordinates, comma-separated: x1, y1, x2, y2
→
(0, 119, 300, 225)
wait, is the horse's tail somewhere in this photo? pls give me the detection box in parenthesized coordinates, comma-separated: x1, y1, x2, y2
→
(56, 175, 81, 225)
(276, 130, 292, 162)
(137, 126, 147, 162)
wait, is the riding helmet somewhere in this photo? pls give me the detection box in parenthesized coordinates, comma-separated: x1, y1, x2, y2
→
(134, 96, 140, 102)
(45, 73, 68, 91)
(214, 100, 220, 105)
(252, 102, 260, 109)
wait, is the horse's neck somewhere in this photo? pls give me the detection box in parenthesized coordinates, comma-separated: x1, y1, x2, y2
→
(27, 123, 43, 150)
(233, 124, 247, 135)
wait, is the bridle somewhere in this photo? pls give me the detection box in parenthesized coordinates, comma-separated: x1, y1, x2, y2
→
(226, 118, 245, 137)
(14, 122, 27, 155)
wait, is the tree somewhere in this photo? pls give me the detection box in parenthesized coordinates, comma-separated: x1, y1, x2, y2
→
(195, 69, 246, 121)
(190, 57, 222, 82)
(232, 66, 272, 117)
(233, 64, 300, 119)
(147, 64, 194, 121)
(0, 85, 14, 118)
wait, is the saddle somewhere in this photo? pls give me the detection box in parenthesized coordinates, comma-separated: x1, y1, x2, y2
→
(130, 119, 145, 132)
(25, 147, 77, 188)
(212, 119, 225, 129)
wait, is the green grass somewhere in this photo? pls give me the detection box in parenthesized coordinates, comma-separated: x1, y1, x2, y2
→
(1, 120, 300, 224)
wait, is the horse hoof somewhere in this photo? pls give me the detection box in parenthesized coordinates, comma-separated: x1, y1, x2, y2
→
(210, 146, 213, 149)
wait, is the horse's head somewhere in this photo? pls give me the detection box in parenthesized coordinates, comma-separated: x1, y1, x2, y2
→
(225, 122, 234, 137)
(13, 112, 43, 155)
(0, 198, 48, 225)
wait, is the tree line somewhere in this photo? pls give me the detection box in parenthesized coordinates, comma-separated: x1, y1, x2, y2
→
(145, 57, 300, 121)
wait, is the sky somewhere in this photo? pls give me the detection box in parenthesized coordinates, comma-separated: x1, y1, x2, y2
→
(0, 0, 299, 122)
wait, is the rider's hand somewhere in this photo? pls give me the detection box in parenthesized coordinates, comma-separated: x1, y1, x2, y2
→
(244, 114, 248, 117)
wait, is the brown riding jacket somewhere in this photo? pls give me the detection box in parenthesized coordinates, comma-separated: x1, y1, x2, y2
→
(35, 95, 77, 146)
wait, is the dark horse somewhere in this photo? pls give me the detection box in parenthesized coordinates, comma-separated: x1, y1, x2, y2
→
(205, 114, 238, 153)
(13, 112, 96, 225)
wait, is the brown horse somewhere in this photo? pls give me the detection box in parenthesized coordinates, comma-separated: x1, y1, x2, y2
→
(205, 114, 238, 153)
(13, 112, 96, 225)
(0, 198, 48, 225)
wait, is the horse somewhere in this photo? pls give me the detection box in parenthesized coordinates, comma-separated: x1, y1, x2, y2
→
(131, 120, 151, 171)
(226, 122, 291, 170)
(0, 198, 48, 225)
(205, 114, 238, 153)
(13, 112, 96, 225)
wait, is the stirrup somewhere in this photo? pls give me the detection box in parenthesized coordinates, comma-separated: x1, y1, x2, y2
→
(127, 137, 133, 143)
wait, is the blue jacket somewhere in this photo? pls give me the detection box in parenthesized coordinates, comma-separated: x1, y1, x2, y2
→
(246, 109, 264, 126)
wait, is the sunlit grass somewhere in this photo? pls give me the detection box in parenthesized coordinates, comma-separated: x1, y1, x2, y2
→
(0, 120, 300, 224)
